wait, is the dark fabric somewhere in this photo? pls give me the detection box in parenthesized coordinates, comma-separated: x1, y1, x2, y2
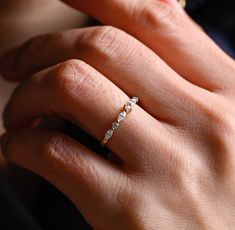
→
(0, 1, 235, 229)
(31, 180, 92, 230)
(187, 0, 235, 58)
(185, 0, 205, 10)
(0, 173, 42, 230)
(187, 0, 235, 29)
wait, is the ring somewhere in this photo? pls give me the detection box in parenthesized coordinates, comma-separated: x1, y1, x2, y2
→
(101, 97, 139, 146)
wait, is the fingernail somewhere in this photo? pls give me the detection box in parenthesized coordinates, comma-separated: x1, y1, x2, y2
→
(0, 48, 17, 77)
(0, 133, 10, 156)
(177, 0, 186, 9)
(161, 0, 184, 12)
(172, 0, 185, 11)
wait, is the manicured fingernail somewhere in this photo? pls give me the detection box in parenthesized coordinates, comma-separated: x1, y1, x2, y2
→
(0, 133, 10, 156)
(0, 48, 17, 77)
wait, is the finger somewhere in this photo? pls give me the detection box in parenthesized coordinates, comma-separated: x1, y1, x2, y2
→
(0, 129, 127, 228)
(0, 26, 207, 123)
(0, 4, 181, 83)
(4, 59, 160, 166)
(161, 0, 184, 11)
(59, 0, 235, 91)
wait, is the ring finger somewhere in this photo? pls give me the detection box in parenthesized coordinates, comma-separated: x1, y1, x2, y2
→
(3, 59, 162, 167)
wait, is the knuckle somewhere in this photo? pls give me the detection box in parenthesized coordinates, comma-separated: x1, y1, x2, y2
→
(190, 94, 235, 160)
(136, 1, 182, 30)
(41, 134, 96, 182)
(207, 109, 235, 153)
(82, 26, 125, 57)
(51, 59, 89, 97)
(197, 97, 234, 133)
(183, 91, 234, 132)
(50, 59, 107, 104)
(41, 134, 74, 171)
(87, 25, 119, 46)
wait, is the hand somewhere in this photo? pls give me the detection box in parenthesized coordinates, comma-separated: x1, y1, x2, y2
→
(1, 0, 235, 229)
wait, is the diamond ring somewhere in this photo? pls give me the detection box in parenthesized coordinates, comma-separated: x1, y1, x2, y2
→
(101, 97, 139, 146)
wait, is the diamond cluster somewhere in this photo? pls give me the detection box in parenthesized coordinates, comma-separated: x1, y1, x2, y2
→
(102, 97, 139, 145)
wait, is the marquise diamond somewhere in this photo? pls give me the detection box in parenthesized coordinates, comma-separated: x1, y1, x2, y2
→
(117, 111, 127, 122)
(105, 129, 114, 140)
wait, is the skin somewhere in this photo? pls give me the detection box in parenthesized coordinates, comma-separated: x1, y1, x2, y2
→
(1, 0, 235, 229)
(0, 0, 86, 168)
(0, 0, 87, 204)
(0, 0, 86, 131)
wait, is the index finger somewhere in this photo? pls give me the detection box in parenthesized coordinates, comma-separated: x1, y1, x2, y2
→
(60, 0, 235, 92)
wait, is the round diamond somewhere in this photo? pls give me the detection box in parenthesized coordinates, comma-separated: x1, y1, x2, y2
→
(112, 122, 119, 130)
(124, 104, 132, 112)
(117, 111, 126, 122)
(129, 100, 135, 105)
(131, 97, 139, 103)
(105, 129, 114, 140)
(125, 100, 135, 112)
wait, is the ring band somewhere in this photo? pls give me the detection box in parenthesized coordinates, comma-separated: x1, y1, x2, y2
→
(101, 97, 139, 146)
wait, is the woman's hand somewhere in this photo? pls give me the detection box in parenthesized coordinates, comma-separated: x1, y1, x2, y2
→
(1, 0, 235, 229)
(0, 0, 86, 135)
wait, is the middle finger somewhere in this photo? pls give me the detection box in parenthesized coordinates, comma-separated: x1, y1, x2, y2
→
(0, 26, 203, 123)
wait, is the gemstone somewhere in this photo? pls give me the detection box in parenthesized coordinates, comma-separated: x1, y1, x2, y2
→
(125, 100, 136, 112)
(112, 122, 119, 130)
(117, 111, 127, 122)
(105, 129, 114, 140)
(124, 104, 132, 112)
(131, 97, 139, 103)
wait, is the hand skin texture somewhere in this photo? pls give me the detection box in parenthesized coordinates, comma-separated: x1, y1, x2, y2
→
(0, 0, 87, 202)
(1, 0, 235, 229)
(0, 0, 86, 138)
